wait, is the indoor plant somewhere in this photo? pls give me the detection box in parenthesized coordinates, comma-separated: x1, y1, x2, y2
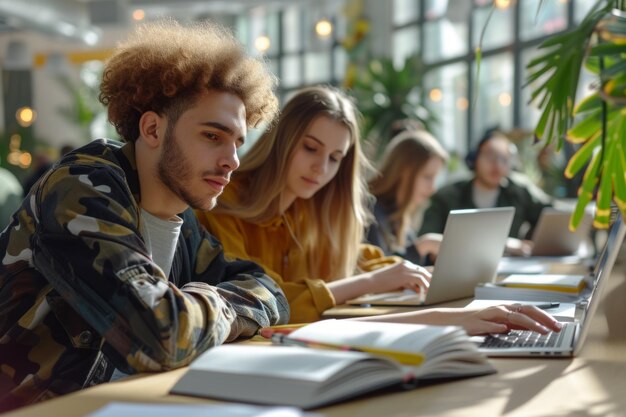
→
(526, 0, 626, 229)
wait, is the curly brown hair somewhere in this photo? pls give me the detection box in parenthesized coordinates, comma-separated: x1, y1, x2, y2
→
(99, 19, 279, 142)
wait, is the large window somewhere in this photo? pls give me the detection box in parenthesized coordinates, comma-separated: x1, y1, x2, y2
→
(391, 0, 597, 154)
(237, 4, 343, 102)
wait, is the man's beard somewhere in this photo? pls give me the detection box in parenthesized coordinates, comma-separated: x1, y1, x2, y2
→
(157, 128, 218, 211)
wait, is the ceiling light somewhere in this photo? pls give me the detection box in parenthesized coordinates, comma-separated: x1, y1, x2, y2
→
(429, 88, 443, 102)
(133, 9, 145, 21)
(315, 18, 333, 38)
(254, 35, 271, 53)
(16, 107, 36, 127)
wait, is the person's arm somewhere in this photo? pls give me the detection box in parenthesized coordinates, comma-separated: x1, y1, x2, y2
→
(197, 210, 336, 324)
(352, 304, 563, 336)
(509, 175, 553, 239)
(178, 210, 290, 340)
(327, 244, 431, 305)
(418, 193, 450, 236)
(32, 164, 285, 373)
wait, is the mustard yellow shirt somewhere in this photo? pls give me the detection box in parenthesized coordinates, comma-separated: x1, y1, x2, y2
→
(196, 186, 397, 323)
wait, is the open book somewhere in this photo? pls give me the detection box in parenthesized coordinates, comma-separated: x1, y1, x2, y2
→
(170, 320, 495, 409)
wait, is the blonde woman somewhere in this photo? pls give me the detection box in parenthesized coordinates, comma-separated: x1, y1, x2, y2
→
(367, 129, 448, 264)
(196, 86, 562, 337)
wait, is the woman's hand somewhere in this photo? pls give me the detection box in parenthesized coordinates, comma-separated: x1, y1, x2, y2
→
(505, 237, 533, 257)
(414, 233, 443, 260)
(454, 304, 563, 336)
(369, 260, 432, 294)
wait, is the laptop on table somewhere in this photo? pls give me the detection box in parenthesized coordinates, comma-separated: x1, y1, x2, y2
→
(529, 207, 594, 257)
(496, 208, 594, 275)
(348, 207, 515, 307)
(476, 212, 625, 357)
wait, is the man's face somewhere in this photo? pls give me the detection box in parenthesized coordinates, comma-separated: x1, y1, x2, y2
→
(474, 136, 511, 190)
(158, 90, 246, 211)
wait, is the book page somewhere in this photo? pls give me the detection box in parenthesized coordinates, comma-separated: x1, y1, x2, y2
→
(188, 344, 377, 382)
(286, 320, 494, 379)
(288, 319, 457, 356)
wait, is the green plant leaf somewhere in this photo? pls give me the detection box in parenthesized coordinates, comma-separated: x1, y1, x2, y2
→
(349, 53, 437, 159)
(573, 93, 604, 113)
(567, 107, 602, 142)
(564, 131, 601, 178)
(526, 3, 612, 146)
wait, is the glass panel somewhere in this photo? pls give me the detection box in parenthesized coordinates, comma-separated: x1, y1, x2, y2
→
(424, 62, 468, 155)
(424, 0, 449, 20)
(235, 15, 249, 46)
(283, 6, 302, 53)
(282, 54, 301, 89)
(423, 2, 470, 63)
(520, 0, 568, 41)
(304, 52, 331, 84)
(393, 26, 419, 69)
(473, 5, 513, 50)
(334, 45, 347, 84)
(265, 11, 280, 55)
(268, 59, 279, 80)
(472, 52, 513, 143)
(334, 5, 347, 41)
(520, 47, 543, 133)
(575, 0, 597, 24)
(249, 11, 275, 57)
(301, 8, 315, 50)
(393, 0, 420, 26)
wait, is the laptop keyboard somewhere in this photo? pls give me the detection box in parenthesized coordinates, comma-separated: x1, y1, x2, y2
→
(480, 323, 575, 349)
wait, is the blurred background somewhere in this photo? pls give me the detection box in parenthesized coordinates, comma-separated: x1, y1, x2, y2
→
(0, 0, 598, 198)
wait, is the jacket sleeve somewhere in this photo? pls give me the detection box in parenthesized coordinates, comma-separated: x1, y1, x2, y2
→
(196, 210, 335, 324)
(179, 209, 289, 339)
(419, 191, 450, 236)
(31, 163, 287, 373)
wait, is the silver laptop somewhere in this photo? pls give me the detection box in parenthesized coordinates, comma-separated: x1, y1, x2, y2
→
(477, 212, 625, 357)
(530, 207, 593, 256)
(348, 207, 514, 306)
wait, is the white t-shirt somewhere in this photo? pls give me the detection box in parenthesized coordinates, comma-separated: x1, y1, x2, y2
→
(472, 183, 499, 209)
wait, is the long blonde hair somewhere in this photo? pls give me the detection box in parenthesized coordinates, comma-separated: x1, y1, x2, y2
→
(215, 86, 370, 280)
(369, 130, 448, 242)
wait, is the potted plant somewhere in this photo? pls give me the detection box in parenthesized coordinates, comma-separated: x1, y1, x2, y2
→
(526, 0, 626, 229)
(348, 54, 437, 159)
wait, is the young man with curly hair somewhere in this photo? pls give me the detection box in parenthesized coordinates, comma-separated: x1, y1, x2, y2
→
(0, 20, 289, 411)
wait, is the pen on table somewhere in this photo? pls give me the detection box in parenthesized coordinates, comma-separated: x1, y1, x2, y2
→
(257, 323, 309, 338)
(270, 333, 425, 366)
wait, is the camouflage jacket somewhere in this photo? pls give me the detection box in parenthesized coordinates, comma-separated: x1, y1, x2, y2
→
(0, 139, 289, 411)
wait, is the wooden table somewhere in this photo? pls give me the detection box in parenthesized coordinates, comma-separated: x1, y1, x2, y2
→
(5, 257, 626, 417)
